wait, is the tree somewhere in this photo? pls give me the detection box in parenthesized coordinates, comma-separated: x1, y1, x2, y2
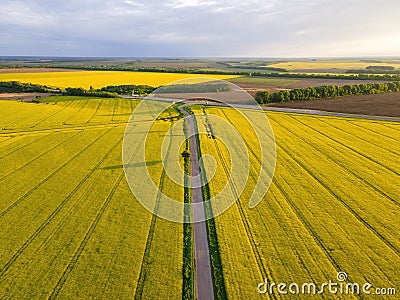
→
(181, 150, 190, 159)
(255, 91, 271, 104)
(254, 81, 400, 104)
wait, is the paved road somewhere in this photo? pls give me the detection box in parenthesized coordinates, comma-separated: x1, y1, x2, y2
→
(178, 106, 214, 300)
(263, 106, 400, 122)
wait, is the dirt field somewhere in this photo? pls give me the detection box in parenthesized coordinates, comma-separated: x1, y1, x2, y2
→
(231, 77, 387, 97)
(291, 68, 348, 73)
(0, 93, 55, 101)
(268, 91, 400, 117)
(287, 78, 387, 89)
(0, 68, 82, 73)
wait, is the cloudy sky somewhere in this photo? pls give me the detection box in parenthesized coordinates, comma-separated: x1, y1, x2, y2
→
(1, 0, 400, 57)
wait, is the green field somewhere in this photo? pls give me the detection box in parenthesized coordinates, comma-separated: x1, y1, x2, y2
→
(0, 97, 399, 299)
(228, 76, 300, 87)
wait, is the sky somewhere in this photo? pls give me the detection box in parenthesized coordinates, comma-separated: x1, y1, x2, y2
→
(1, 0, 400, 57)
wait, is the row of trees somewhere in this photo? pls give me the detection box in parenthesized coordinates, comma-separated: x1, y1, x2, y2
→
(100, 84, 155, 96)
(255, 81, 400, 104)
(64, 87, 118, 98)
(0, 81, 155, 98)
(0, 81, 53, 93)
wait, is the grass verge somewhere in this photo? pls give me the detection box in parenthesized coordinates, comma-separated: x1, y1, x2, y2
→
(182, 116, 195, 299)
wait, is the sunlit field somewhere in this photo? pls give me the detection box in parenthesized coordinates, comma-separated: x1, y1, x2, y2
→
(0, 98, 184, 299)
(268, 60, 400, 71)
(192, 105, 400, 299)
(0, 71, 239, 89)
(1, 98, 398, 298)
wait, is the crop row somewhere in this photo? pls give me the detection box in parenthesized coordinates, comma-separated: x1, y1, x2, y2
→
(0, 98, 137, 133)
(0, 127, 125, 297)
(135, 119, 185, 299)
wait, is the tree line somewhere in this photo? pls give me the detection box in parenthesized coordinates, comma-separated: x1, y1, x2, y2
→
(64, 87, 118, 98)
(100, 84, 155, 95)
(0, 81, 156, 98)
(65, 84, 158, 97)
(255, 81, 400, 104)
(0, 81, 53, 93)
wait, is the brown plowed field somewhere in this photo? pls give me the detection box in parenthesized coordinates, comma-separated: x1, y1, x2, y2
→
(268, 92, 400, 117)
(233, 78, 385, 89)
(232, 77, 387, 97)
(0, 93, 56, 101)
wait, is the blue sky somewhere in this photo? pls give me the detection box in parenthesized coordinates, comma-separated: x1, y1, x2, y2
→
(1, 0, 399, 57)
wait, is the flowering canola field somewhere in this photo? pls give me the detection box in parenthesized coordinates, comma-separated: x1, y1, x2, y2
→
(0, 98, 398, 299)
(0, 71, 239, 89)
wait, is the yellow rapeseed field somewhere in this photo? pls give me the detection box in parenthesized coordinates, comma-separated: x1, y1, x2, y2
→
(268, 60, 400, 70)
(1, 97, 399, 299)
(0, 71, 239, 89)
(192, 105, 400, 299)
(0, 98, 184, 299)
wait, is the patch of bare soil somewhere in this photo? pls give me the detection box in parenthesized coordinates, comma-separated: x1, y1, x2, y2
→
(233, 83, 286, 97)
(234, 78, 385, 90)
(291, 68, 347, 73)
(0, 93, 55, 102)
(288, 78, 385, 89)
(268, 92, 400, 117)
(234, 78, 388, 98)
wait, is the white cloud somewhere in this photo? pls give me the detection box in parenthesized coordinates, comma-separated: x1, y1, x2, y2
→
(167, 0, 216, 9)
(0, 1, 53, 27)
(0, 0, 399, 57)
(124, 0, 146, 7)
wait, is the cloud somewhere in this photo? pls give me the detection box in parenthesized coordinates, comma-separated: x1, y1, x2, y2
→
(0, 0, 399, 57)
(124, 0, 146, 7)
(167, 0, 217, 9)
